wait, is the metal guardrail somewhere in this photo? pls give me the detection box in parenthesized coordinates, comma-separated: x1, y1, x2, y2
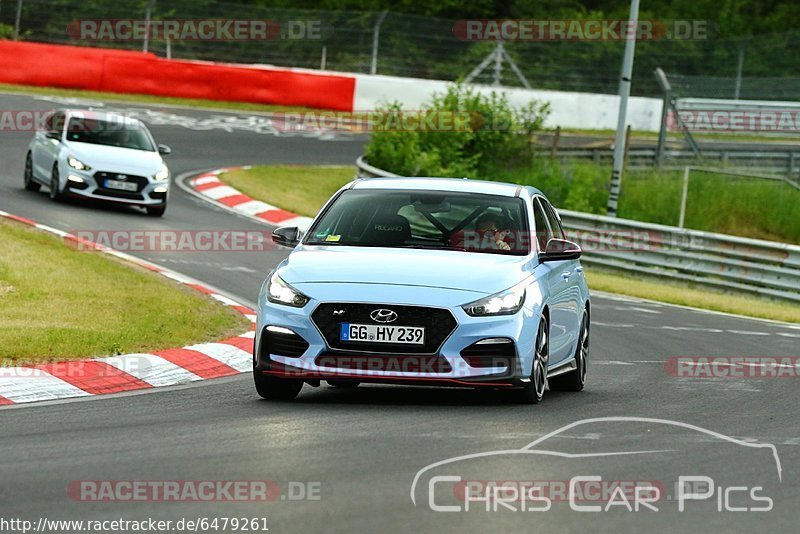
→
(551, 148, 800, 174)
(355, 156, 800, 303)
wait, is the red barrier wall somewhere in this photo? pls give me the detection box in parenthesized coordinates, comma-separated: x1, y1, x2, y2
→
(0, 40, 356, 111)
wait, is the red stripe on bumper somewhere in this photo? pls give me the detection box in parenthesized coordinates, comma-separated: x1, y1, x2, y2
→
(35, 361, 153, 395)
(155, 348, 239, 379)
(217, 194, 252, 207)
(256, 210, 296, 223)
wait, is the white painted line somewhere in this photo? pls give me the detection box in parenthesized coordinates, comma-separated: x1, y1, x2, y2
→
(192, 176, 222, 186)
(201, 185, 241, 200)
(100, 354, 203, 387)
(210, 293, 241, 307)
(233, 200, 278, 217)
(186, 342, 252, 372)
(0, 369, 90, 403)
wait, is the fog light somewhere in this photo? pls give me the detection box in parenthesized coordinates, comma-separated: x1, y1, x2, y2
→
(153, 186, 168, 193)
(67, 175, 85, 183)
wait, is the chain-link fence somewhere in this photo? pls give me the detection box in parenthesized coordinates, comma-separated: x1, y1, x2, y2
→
(2, 0, 800, 99)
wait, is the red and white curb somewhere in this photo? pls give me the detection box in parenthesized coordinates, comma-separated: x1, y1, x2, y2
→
(188, 167, 313, 229)
(0, 210, 256, 406)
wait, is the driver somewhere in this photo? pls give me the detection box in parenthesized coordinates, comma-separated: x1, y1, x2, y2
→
(474, 213, 512, 251)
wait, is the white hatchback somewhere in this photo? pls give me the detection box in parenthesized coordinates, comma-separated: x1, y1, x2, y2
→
(24, 109, 171, 217)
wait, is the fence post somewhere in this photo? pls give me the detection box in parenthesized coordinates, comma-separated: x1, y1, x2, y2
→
(549, 126, 561, 162)
(654, 68, 672, 168)
(370, 10, 388, 75)
(13, 0, 23, 40)
(320, 46, 327, 70)
(143, 0, 154, 53)
(734, 44, 745, 100)
(679, 166, 690, 228)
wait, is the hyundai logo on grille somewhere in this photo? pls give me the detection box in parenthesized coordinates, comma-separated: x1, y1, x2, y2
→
(117, 174, 127, 181)
(370, 309, 398, 323)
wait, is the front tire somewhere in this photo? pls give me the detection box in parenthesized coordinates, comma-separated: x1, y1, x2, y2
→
(49, 163, 63, 201)
(254, 371, 303, 400)
(24, 153, 40, 191)
(549, 310, 589, 392)
(146, 205, 167, 217)
(510, 316, 549, 404)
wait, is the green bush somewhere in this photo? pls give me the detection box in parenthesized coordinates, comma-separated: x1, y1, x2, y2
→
(364, 84, 549, 178)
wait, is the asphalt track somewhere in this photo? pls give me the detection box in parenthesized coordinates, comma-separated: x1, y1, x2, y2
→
(1, 92, 799, 533)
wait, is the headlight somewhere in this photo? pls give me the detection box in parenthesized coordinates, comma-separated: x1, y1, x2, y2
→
(67, 156, 91, 171)
(266, 272, 309, 308)
(154, 164, 169, 181)
(462, 283, 526, 316)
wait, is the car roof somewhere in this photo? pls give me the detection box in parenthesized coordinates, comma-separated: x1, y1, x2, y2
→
(350, 177, 544, 198)
(58, 108, 144, 126)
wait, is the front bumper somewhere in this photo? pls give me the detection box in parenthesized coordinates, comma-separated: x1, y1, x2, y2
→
(62, 167, 169, 206)
(255, 284, 541, 387)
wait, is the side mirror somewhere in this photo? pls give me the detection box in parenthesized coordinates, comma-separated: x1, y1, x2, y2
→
(540, 238, 582, 262)
(272, 226, 301, 248)
(45, 131, 61, 141)
(158, 144, 172, 155)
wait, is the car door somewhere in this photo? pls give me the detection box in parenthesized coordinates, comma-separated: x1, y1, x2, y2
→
(532, 197, 570, 365)
(541, 198, 582, 361)
(34, 111, 64, 178)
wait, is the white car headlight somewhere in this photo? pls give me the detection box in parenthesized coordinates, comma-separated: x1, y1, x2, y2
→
(265, 272, 309, 308)
(462, 283, 526, 317)
(154, 164, 169, 181)
(67, 156, 91, 171)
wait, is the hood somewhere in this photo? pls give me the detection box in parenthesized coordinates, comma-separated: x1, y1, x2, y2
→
(65, 142, 163, 176)
(279, 245, 534, 296)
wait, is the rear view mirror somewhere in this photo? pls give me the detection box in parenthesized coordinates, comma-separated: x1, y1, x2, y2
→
(540, 238, 582, 262)
(158, 144, 171, 155)
(272, 226, 301, 248)
(45, 132, 61, 141)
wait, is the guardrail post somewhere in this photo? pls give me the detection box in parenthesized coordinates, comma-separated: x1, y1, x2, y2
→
(13, 0, 23, 40)
(679, 166, 690, 228)
(370, 11, 389, 75)
(549, 126, 561, 162)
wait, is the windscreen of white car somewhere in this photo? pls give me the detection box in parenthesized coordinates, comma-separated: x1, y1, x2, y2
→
(65, 117, 156, 152)
(305, 189, 530, 255)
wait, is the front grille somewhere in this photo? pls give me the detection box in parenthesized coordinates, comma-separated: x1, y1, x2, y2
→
(94, 171, 149, 194)
(261, 327, 309, 358)
(314, 352, 452, 373)
(460, 339, 516, 369)
(312, 303, 457, 354)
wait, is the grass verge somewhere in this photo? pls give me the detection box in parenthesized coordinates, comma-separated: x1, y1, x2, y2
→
(220, 164, 799, 323)
(0, 219, 250, 364)
(0, 83, 316, 114)
(586, 268, 800, 323)
(221, 165, 355, 218)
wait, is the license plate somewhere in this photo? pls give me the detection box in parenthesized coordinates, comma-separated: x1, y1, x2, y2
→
(104, 179, 138, 192)
(340, 323, 425, 345)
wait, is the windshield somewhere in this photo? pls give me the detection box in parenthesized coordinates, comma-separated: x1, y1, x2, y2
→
(66, 117, 156, 151)
(305, 189, 530, 255)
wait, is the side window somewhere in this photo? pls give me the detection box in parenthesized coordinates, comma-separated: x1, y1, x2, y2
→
(532, 198, 552, 252)
(42, 112, 54, 132)
(542, 199, 566, 240)
(50, 112, 65, 135)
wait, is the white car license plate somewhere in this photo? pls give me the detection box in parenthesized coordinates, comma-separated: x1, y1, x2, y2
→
(105, 179, 138, 192)
(340, 323, 425, 345)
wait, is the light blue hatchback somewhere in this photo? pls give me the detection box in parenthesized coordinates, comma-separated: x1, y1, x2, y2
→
(254, 177, 590, 403)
